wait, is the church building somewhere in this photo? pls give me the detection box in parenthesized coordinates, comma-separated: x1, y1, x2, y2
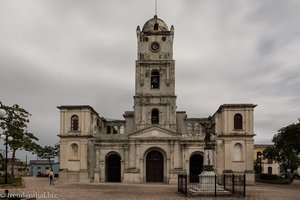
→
(58, 15, 256, 184)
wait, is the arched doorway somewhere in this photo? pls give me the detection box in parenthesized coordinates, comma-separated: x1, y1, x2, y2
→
(146, 150, 164, 182)
(106, 154, 121, 182)
(268, 167, 272, 175)
(189, 154, 203, 183)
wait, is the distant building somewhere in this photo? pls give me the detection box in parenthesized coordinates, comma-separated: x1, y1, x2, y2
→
(0, 158, 29, 177)
(29, 160, 59, 177)
(254, 144, 280, 175)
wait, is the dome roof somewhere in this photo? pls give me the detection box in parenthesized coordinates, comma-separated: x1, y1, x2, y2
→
(142, 15, 169, 32)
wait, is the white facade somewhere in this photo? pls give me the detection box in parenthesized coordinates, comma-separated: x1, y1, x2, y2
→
(58, 16, 256, 184)
(254, 144, 281, 175)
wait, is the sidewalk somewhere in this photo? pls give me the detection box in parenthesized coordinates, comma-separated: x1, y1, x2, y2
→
(2, 177, 300, 200)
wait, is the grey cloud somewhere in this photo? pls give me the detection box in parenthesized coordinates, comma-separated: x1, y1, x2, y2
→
(1, 0, 300, 161)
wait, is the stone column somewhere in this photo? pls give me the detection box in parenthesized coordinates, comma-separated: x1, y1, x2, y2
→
(140, 99, 145, 127)
(95, 147, 100, 169)
(135, 142, 140, 169)
(170, 141, 174, 169)
(174, 141, 180, 168)
(94, 146, 100, 183)
(181, 144, 186, 171)
(166, 64, 170, 86)
(224, 140, 232, 170)
(140, 66, 144, 86)
(129, 140, 136, 169)
(87, 140, 95, 182)
(124, 144, 129, 169)
(99, 160, 105, 182)
(166, 104, 170, 128)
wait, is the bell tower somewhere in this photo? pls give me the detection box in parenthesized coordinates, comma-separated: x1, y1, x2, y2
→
(134, 15, 177, 131)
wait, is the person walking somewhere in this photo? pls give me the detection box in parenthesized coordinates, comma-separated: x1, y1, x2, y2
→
(49, 169, 54, 185)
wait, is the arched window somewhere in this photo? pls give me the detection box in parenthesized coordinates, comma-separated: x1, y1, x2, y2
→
(154, 23, 159, 30)
(71, 115, 79, 131)
(151, 70, 160, 89)
(70, 143, 79, 159)
(113, 126, 118, 134)
(233, 143, 243, 161)
(234, 113, 243, 130)
(107, 126, 111, 134)
(151, 109, 159, 124)
(120, 126, 124, 134)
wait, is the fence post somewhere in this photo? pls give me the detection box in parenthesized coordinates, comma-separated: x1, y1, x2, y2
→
(181, 175, 183, 193)
(214, 174, 217, 197)
(178, 174, 179, 192)
(223, 174, 226, 190)
(243, 174, 246, 197)
(185, 174, 188, 197)
(232, 174, 235, 194)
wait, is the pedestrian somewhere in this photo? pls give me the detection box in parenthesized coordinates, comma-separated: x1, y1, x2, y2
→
(49, 169, 54, 185)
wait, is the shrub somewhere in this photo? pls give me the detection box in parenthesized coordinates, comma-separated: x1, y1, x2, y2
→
(258, 173, 292, 184)
(260, 173, 278, 180)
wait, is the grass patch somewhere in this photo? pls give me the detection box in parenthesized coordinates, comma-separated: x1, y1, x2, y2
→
(0, 176, 23, 188)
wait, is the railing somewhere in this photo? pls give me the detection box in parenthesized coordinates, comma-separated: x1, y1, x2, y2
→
(178, 174, 188, 196)
(223, 173, 246, 197)
(178, 173, 246, 197)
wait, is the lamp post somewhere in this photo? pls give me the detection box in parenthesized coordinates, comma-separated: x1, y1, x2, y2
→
(0, 101, 6, 118)
(258, 154, 263, 174)
(0, 134, 13, 184)
(0, 101, 13, 184)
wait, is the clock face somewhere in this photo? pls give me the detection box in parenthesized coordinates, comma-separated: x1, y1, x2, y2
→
(150, 42, 160, 52)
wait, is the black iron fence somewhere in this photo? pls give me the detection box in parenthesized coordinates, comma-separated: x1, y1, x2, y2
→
(178, 174, 188, 196)
(178, 173, 246, 197)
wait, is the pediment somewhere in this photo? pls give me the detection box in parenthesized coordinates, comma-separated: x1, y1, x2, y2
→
(129, 126, 179, 139)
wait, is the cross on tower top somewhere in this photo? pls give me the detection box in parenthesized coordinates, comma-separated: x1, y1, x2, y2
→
(155, 0, 157, 16)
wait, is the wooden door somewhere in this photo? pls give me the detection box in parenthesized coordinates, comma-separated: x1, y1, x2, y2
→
(146, 150, 164, 182)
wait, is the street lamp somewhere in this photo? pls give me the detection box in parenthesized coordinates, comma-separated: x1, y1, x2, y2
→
(0, 101, 13, 184)
(0, 101, 6, 118)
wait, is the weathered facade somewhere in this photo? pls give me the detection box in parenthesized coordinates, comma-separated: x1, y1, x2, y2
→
(58, 16, 256, 184)
(254, 144, 280, 175)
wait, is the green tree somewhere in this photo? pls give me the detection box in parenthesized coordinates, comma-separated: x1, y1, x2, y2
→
(0, 149, 4, 171)
(0, 104, 39, 176)
(36, 145, 59, 169)
(54, 143, 60, 161)
(265, 121, 300, 178)
(263, 145, 279, 161)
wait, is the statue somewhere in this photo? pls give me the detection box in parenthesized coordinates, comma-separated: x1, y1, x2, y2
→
(202, 123, 212, 146)
(207, 151, 211, 165)
(205, 126, 212, 146)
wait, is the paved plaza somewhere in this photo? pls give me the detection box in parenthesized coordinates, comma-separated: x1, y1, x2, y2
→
(2, 177, 300, 200)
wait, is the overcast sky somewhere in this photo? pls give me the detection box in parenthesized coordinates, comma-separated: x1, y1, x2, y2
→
(1, 0, 300, 161)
